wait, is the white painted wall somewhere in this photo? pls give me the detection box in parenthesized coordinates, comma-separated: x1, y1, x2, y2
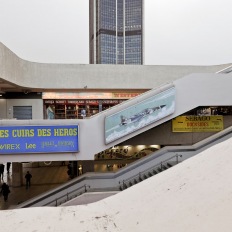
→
(0, 42, 231, 91)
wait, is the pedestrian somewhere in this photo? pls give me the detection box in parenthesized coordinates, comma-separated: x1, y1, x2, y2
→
(1, 183, 10, 202)
(81, 109, 86, 119)
(78, 165, 83, 176)
(46, 105, 55, 119)
(6, 162, 11, 174)
(25, 171, 32, 189)
(0, 164, 5, 180)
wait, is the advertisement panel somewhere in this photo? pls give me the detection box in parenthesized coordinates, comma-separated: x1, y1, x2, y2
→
(105, 87, 176, 144)
(172, 116, 223, 132)
(42, 92, 142, 99)
(0, 125, 79, 154)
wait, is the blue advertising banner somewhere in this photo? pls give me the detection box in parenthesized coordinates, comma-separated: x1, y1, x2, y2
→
(0, 125, 79, 154)
(105, 87, 176, 144)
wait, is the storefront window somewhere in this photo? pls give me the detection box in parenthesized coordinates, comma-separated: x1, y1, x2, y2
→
(43, 99, 126, 119)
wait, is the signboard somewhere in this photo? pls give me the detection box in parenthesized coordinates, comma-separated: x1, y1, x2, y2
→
(112, 93, 140, 98)
(172, 116, 223, 132)
(0, 125, 79, 154)
(42, 92, 142, 100)
(105, 87, 176, 144)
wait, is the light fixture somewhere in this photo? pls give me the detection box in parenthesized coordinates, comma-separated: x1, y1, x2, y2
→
(44, 161, 52, 166)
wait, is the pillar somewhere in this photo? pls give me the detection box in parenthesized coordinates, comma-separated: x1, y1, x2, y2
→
(12, 162, 23, 187)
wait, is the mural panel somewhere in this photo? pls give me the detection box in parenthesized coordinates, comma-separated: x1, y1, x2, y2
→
(105, 87, 176, 144)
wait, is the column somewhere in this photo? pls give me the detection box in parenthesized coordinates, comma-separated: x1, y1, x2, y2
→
(12, 162, 23, 187)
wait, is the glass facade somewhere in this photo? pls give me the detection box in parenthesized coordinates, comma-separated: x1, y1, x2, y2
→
(89, 0, 143, 64)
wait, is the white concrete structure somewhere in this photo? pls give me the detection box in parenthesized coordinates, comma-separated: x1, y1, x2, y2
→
(0, 42, 230, 92)
(0, 42, 232, 163)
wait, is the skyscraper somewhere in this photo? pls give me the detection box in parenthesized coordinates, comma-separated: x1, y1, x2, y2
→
(89, 0, 144, 65)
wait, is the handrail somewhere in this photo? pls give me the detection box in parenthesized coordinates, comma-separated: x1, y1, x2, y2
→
(119, 154, 182, 190)
(44, 184, 90, 207)
(88, 82, 174, 119)
(216, 64, 232, 74)
(140, 154, 182, 176)
(19, 175, 90, 208)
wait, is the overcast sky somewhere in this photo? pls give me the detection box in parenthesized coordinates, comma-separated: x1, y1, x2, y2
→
(0, 0, 231, 65)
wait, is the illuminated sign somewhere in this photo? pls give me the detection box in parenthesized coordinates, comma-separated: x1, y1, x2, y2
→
(112, 93, 141, 98)
(172, 116, 223, 132)
(42, 92, 143, 100)
(0, 125, 79, 154)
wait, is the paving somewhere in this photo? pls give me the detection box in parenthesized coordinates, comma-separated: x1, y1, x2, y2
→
(0, 164, 69, 210)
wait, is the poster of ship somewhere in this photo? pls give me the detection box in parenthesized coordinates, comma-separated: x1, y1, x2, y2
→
(105, 87, 176, 144)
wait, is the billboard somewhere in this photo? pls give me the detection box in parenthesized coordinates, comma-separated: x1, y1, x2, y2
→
(172, 116, 223, 132)
(0, 125, 79, 154)
(105, 87, 176, 144)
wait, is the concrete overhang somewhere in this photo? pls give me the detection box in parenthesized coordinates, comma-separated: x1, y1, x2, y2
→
(0, 42, 231, 93)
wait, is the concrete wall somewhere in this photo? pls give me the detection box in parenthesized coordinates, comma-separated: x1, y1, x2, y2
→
(121, 116, 232, 146)
(0, 42, 231, 91)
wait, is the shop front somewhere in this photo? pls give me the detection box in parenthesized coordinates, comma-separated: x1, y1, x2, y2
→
(43, 91, 143, 119)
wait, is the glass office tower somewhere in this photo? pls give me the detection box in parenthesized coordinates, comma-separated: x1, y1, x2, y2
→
(89, 0, 144, 64)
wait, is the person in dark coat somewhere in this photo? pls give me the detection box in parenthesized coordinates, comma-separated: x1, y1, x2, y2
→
(1, 183, 10, 202)
(25, 171, 32, 189)
(6, 162, 11, 174)
(0, 164, 5, 180)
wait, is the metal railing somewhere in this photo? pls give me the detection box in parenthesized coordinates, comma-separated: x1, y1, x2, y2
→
(216, 64, 232, 74)
(119, 154, 182, 190)
(44, 184, 90, 207)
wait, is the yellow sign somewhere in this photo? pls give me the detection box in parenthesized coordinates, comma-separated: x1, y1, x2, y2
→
(172, 116, 223, 132)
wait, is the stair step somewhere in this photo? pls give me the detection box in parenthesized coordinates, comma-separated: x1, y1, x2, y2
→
(153, 170, 158, 175)
(162, 165, 168, 170)
(167, 162, 173, 168)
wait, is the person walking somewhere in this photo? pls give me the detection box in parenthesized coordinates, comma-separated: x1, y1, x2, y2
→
(0, 164, 5, 180)
(1, 183, 10, 202)
(6, 162, 11, 174)
(25, 171, 32, 189)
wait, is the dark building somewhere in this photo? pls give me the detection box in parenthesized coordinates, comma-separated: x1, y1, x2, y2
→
(89, 0, 144, 64)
